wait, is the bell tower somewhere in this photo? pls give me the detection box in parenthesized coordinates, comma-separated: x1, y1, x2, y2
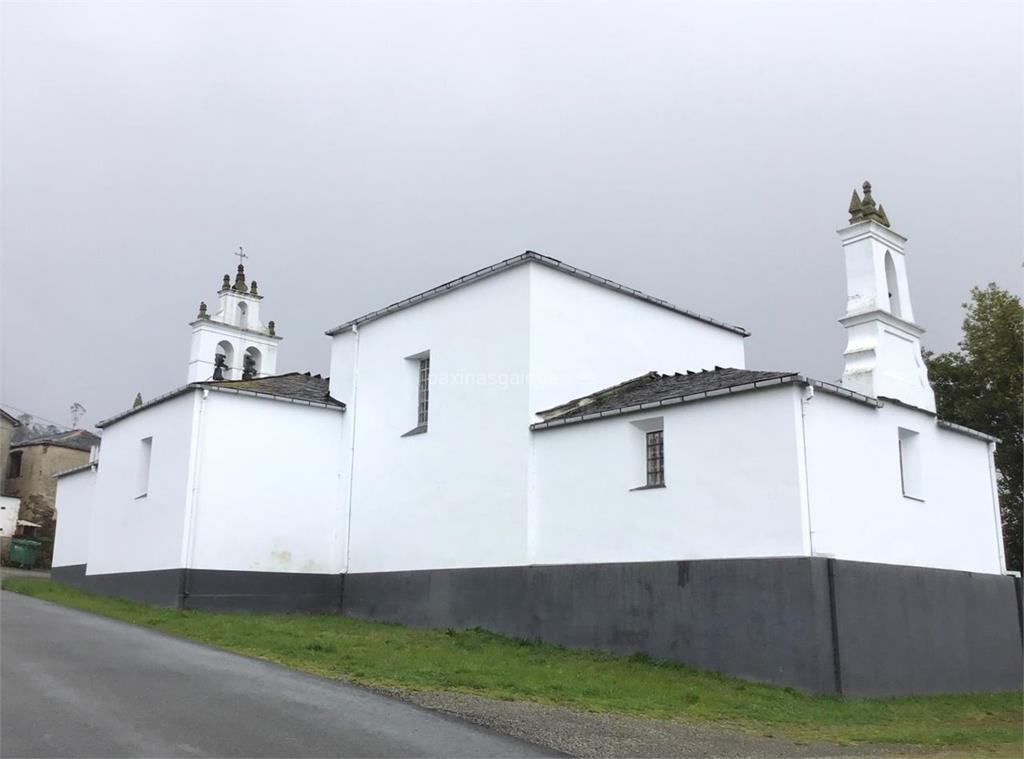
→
(187, 255, 282, 383)
(837, 182, 935, 411)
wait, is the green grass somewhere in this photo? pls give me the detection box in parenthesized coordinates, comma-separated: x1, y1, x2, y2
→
(5, 577, 1021, 754)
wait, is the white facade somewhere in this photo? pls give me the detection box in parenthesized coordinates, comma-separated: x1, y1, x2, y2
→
(803, 392, 1003, 573)
(531, 383, 1003, 575)
(62, 388, 346, 578)
(531, 386, 808, 566)
(52, 468, 95, 567)
(185, 391, 347, 575)
(328, 258, 747, 573)
(53, 188, 1008, 585)
(0, 495, 20, 542)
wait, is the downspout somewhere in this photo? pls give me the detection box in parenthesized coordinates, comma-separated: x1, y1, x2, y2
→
(798, 384, 816, 557)
(986, 441, 1007, 572)
(343, 325, 360, 576)
(181, 388, 209, 606)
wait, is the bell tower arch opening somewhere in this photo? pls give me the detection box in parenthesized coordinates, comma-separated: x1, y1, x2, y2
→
(884, 250, 902, 318)
(214, 341, 235, 380)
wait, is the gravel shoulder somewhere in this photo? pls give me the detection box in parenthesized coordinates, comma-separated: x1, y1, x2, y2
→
(371, 686, 932, 758)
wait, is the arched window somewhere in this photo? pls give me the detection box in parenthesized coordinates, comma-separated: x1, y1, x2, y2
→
(237, 302, 248, 328)
(243, 347, 262, 379)
(884, 251, 902, 318)
(214, 340, 234, 380)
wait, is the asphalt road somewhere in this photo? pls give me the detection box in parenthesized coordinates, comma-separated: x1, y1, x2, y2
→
(0, 591, 554, 758)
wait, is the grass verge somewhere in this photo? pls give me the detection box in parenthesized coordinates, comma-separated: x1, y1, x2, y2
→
(4, 577, 1021, 754)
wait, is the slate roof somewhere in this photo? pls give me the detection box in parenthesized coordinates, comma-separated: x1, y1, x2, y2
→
(97, 372, 344, 429)
(12, 429, 100, 452)
(0, 409, 20, 427)
(325, 251, 749, 337)
(531, 367, 999, 445)
(201, 373, 343, 406)
(536, 368, 800, 425)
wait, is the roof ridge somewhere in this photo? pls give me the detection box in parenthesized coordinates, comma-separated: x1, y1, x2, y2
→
(325, 252, 749, 337)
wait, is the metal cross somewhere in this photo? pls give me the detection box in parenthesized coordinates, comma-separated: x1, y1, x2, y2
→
(235, 246, 247, 265)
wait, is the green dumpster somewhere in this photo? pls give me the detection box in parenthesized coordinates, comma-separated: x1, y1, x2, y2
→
(9, 538, 41, 569)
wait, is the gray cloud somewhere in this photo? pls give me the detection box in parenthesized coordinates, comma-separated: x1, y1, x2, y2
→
(2, 0, 1020, 429)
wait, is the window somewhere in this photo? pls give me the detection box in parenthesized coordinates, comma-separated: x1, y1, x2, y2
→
(417, 356, 430, 426)
(402, 351, 431, 437)
(898, 427, 922, 500)
(646, 430, 665, 486)
(6, 451, 22, 479)
(137, 437, 153, 498)
(630, 417, 665, 490)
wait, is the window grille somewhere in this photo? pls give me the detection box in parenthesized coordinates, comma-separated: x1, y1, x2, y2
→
(646, 430, 664, 487)
(417, 357, 430, 427)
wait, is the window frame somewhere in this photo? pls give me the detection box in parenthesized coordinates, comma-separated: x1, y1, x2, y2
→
(417, 356, 430, 427)
(629, 417, 666, 491)
(136, 436, 153, 499)
(6, 450, 23, 479)
(897, 427, 924, 502)
(645, 429, 665, 487)
(401, 350, 431, 437)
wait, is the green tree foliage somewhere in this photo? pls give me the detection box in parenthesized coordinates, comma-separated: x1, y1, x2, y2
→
(925, 284, 1022, 571)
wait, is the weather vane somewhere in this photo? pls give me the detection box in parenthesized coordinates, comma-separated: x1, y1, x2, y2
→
(235, 246, 247, 265)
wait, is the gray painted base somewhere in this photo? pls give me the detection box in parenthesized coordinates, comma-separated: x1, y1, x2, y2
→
(343, 558, 1024, 697)
(46, 558, 1022, 695)
(50, 564, 87, 588)
(50, 567, 341, 613)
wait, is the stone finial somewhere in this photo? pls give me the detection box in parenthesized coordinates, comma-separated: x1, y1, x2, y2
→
(233, 264, 248, 293)
(197, 301, 209, 320)
(132, 393, 143, 408)
(221, 274, 231, 290)
(250, 280, 258, 296)
(847, 181, 891, 227)
(848, 189, 864, 222)
(860, 181, 876, 211)
(268, 320, 276, 336)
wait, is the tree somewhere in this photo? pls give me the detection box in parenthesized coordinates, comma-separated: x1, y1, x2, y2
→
(925, 284, 1023, 571)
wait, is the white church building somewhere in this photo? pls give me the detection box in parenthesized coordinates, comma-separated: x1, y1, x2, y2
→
(52, 184, 1020, 696)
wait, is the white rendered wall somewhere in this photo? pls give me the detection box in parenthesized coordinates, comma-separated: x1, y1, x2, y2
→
(0, 495, 20, 541)
(186, 392, 347, 574)
(527, 263, 747, 413)
(52, 469, 96, 567)
(335, 265, 533, 573)
(329, 261, 751, 574)
(803, 392, 1003, 574)
(86, 392, 198, 575)
(530, 386, 808, 565)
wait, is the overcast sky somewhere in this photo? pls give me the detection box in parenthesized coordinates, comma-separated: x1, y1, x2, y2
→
(1, 0, 1020, 430)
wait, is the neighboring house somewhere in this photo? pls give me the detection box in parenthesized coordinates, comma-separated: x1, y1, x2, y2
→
(52, 184, 1021, 696)
(4, 429, 99, 565)
(0, 410, 22, 558)
(0, 409, 20, 481)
